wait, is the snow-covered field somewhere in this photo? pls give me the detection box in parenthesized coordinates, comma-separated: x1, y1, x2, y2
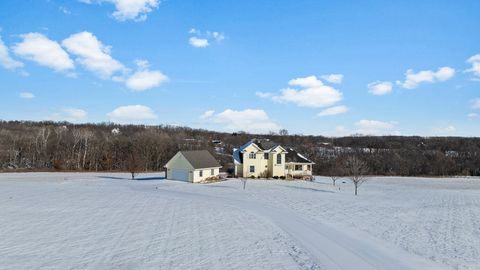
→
(1, 173, 479, 270)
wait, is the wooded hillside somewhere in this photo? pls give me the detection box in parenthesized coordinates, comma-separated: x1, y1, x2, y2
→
(1, 121, 479, 176)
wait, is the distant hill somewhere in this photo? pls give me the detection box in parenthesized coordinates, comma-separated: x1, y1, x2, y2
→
(1, 120, 479, 176)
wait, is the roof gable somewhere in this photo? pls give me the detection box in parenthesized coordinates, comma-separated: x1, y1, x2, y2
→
(164, 152, 194, 170)
(239, 138, 281, 152)
(285, 148, 314, 164)
(270, 145, 287, 153)
(180, 150, 222, 169)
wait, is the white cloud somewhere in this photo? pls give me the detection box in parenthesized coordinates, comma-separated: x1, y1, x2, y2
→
(80, 0, 160, 21)
(320, 74, 343, 84)
(466, 54, 480, 78)
(255, 91, 273, 98)
(125, 59, 167, 91)
(354, 119, 398, 135)
(468, 113, 479, 119)
(397, 66, 455, 89)
(63, 108, 87, 120)
(126, 70, 167, 91)
(59, 6, 71, 14)
(189, 37, 209, 48)
(212, 31, 225, 42)
(19, 92, 35, 99)
(288, 75, 323, 88)
(368, 81, 393, 95)
(50, 108, 88, 123)
(265, 76, 342, 108)
(134, 59, 149, 69)
(62, 31, 125, 79)
(471, 98, 480, 109)
(0, 36, 23, 70)
(107, 105, 157, 123)
(334, 126, 349, 136)
(202, 109, 280, 134)
(13, 33, 74, 72)
(199, 110, 215, 119)
(189, 28, 200, 35)
(433, 125, 456, 135)
(317, 105, 348, 116)
(188, 29, 224, 48)
(444, 125, 456, 132)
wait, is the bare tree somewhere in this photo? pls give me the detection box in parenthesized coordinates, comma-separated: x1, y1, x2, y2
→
(344, 156, 368, 195)
(328, 159, 344, 186)
(330, 175, 341, 187)
(2, 121, 480, 177)
(79, 129, 94, 169)
(127, 151, 143, 180)
(240, 178, 247, 190)
(279, 129, 289, 136)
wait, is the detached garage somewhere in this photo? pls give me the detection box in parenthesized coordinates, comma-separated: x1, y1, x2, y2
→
(165, 150, 222, 183)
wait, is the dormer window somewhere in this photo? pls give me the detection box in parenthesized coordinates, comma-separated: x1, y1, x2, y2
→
(249, 152, 256, 159)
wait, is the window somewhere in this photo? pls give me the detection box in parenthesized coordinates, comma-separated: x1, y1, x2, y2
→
(277, 154, 282, 164)
(199, 170, 203, 177)
(249, 152, 256, 159)
(264, 153, 269, 159)
(307, 165, 311, 171)
(249, 166, 255, 173)
(295, 165, 303, 171)
(211, 169, 214, 175)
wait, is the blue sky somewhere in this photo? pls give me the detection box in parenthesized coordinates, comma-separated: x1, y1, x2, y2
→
(0, 0, 479, 136)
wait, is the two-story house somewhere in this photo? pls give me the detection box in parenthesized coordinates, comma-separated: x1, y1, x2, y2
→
(232, 139, 314, 179)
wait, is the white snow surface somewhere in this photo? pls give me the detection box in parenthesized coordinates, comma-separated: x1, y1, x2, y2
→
(0, 173, 479, 270)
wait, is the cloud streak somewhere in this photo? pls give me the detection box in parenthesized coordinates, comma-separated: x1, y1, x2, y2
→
(200, 109, 280, 134)
(13, 33, 74, 72)
(80, 0, 160, 21)
(0, 36, 23, 70)
(260, 76, 343, 108)
(397, 66, 455, 89)
(368, 81, 393, 95)
(62, 31, 126, 79)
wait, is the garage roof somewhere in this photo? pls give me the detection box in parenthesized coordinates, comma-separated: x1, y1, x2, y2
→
(181, 150, 221, 169)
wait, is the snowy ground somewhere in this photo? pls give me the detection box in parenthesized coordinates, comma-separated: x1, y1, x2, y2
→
(0, 173, 479, 270)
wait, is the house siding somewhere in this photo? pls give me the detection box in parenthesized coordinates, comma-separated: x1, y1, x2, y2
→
(192, 167, 220, 183)
(165, 152, 194, 182)
(241, 144, 286, 178)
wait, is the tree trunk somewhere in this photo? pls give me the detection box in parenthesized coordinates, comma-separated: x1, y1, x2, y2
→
(354, 183, 358, 196)
(82, 138, 88, 169)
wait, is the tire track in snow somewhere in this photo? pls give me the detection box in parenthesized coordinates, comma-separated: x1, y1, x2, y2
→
(152, 187, 450, 270)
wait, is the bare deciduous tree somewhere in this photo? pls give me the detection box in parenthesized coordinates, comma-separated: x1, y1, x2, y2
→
(328, 159, 344, 186)
(279, 129, 289, 136)
(1, 121, 480, 177)
(127, 151, 142, 180)
(240, 178, 247, 190)
(344, 156, 368, 195)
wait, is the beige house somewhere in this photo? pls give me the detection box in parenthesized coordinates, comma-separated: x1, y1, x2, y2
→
(165, 150, 221, 182)
(233, 139, 314, 179)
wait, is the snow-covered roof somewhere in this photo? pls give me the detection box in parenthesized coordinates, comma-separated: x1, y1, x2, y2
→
(285, 148, 314, 164)
(238, 138, 284, 153)
(232, 148, 243, 164)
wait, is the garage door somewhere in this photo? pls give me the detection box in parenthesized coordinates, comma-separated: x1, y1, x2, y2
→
(171, 169, 190, 182)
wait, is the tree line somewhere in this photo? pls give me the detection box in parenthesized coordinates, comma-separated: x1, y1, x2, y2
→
(0, 120, 479, 176)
